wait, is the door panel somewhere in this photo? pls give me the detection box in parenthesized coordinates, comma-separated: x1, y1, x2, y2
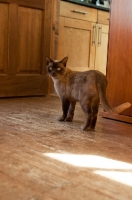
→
(58, 17, 96, 71)
(18, 7, 42, 74)
(0, 0, 47, 97)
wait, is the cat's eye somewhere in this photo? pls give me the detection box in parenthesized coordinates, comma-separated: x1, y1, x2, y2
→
(57, 68, 61, 71)
(49, 67, 53, 71)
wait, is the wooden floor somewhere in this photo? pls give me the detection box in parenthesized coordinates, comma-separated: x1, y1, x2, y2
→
(0, 95, 132, 200)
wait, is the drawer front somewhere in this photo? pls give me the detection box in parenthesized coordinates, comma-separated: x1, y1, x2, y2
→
(60, 1, 97, 22)
(98, 10, 110, 25)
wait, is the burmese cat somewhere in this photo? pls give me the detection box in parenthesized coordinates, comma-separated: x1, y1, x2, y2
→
(46, 57, 131, 131)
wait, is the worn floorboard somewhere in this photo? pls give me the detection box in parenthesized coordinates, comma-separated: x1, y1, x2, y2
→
(0, 95, 132, 200)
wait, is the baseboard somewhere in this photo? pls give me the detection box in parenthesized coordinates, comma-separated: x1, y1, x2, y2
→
(99, 111, 132, 124)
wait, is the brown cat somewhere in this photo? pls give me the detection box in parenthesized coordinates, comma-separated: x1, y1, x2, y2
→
(46, 57, 131, 131)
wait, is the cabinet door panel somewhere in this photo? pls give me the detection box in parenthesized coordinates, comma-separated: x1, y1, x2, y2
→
(58, 17, 95, 71)
(95, 24, 109, 75)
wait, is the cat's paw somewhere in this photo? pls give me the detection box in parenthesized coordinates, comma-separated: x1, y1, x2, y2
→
(65, 117, 73, 122)
(58, 116, 66, 121)
(81, 125, 91, 131)
(90, 126, 95, 131)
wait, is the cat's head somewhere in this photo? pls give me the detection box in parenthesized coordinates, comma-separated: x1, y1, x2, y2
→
(46, 57, 68, 79)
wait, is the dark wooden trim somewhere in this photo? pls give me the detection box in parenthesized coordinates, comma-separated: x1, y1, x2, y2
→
(42, 0, 53, 94)
(0, 75, 45, 97)
(50, 0, 60, 59)
(99, 111, 132, 124)
(48, 0, 60, 94)
(42, 0, 60, 94)
(8, 3, 18, 75)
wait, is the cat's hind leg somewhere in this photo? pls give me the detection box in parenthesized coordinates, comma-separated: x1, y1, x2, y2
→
(80, 102, 93, 131)
(90, 102, 99, 130)
(66, 102, 76, 122)
(58, 99, 70, 121)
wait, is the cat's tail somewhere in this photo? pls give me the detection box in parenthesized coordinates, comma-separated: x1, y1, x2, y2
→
(98, 83, 131, 114)
(111, 102, 131, 114)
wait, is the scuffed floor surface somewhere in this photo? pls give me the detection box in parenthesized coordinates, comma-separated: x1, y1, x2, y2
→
(0, 95, 132, 200)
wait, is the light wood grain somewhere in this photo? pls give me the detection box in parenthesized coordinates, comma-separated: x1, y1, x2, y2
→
(58, 17, 96, 71)
(0, 96, 132, 200)
(95, 24, 109, 75)
(60, 1, 97, 22)
(97, 10, 110, 25)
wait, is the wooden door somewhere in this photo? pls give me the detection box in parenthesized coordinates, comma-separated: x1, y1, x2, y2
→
(107, 0, 132, 118)
(58, 16, 96, 71)
(100, 0, 132, 122)
(95, 24, 109, 75)
(0, 0, 54, 97)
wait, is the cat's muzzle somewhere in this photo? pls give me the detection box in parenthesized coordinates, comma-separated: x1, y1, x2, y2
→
(50, 71, 56, 76)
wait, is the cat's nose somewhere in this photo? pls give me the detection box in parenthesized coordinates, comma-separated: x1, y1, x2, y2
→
(51, 71, 55, 76)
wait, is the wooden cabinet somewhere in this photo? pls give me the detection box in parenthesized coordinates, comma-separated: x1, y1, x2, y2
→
(57, 1, 109, 74)
(48, 1, 109, 94)
(0, 0, 59, 97)
(100, 0, 132, 123)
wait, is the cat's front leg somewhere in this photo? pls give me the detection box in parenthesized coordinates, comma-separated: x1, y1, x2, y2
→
(58, 99, 70, 121)
(66, 102, 76, 122)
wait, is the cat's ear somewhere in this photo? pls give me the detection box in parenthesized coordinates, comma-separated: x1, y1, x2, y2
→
(60, 57, 68, 67)
(46, 57, 53, 65)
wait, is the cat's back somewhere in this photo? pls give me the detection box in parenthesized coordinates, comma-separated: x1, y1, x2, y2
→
(69, 69, 107, 85)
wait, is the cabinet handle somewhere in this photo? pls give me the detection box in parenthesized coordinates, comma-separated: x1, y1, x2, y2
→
(98, 26, 102, 46)
(71, 10, 88, 15)
(93, 25, 97, 46)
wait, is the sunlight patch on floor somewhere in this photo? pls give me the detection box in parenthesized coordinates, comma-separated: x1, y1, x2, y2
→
(44, 153, 132, 169)
(44, 153, 132, 187)
(94, 171, 132, 187)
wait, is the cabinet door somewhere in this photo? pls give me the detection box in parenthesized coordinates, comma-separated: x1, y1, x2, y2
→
(0, 0, 53, 97)
(58, 17, 96, 71)
(95, 24, 109, 75)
